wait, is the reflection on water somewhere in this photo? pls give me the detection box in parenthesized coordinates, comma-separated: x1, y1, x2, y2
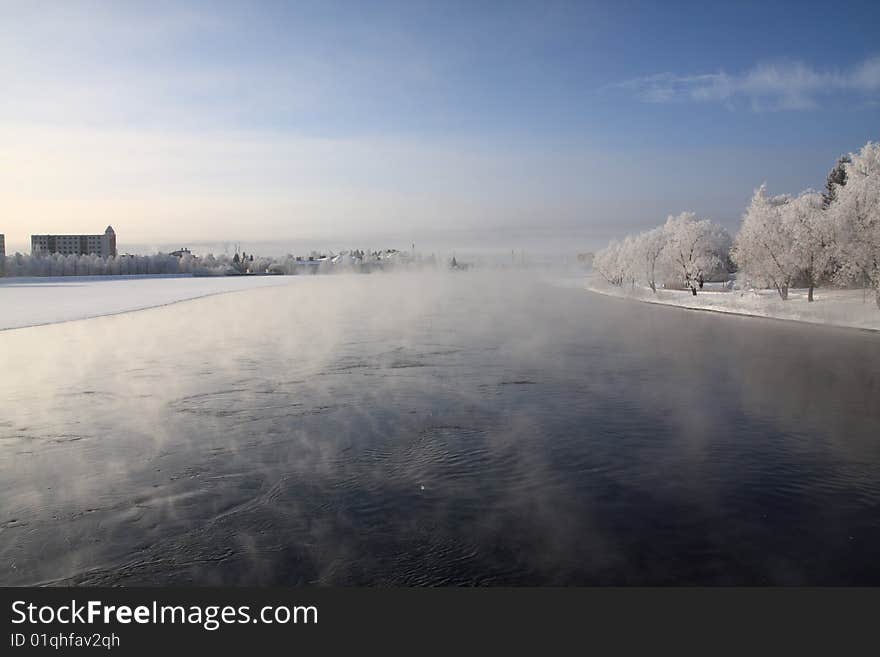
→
(1, 271, 879, 585)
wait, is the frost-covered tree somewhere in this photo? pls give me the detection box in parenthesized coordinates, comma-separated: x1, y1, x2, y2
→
(636, 226, 667, 293)
(823, 154, 851, 209)
(661, 212, 730, 295)
(831, 142, 880, 308)
(788, 190, 835, 302)
(593, 240, 626, 286)
(732, 186, 802, 300)
(619, 235, 641, 289)
(0, 246, 430, 278)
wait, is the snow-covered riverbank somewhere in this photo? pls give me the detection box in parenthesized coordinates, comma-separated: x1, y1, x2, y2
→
(0, 275, 295, 331)
(585, 278, 880, 332)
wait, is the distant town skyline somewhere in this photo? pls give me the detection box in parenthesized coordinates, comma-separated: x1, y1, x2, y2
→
(1, 1, 878, 253)
(30, 226, 117, 259)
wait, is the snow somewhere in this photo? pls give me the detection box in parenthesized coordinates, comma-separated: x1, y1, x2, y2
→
(0, 275, 295, 331)
(590, 141, 880, 323)
(585, 277, 880, 332)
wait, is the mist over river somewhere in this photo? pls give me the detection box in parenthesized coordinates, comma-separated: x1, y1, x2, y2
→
(1, 270, 879, 585)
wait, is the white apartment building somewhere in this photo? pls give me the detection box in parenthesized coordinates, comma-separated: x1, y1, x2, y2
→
(31, 226, 117, 258)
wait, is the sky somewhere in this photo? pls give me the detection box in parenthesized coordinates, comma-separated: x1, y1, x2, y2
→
(1, 0, 879, 254)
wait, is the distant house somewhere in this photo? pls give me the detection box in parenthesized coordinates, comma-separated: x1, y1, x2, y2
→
(170, 248, 192, 257)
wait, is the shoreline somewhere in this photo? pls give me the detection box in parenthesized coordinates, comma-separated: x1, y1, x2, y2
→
(584, 279, 880, 334)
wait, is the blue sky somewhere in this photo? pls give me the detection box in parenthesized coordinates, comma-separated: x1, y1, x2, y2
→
(1, 0, 878, 252)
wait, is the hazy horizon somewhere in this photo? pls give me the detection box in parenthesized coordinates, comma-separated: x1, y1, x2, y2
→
(2, 1, 878, 254)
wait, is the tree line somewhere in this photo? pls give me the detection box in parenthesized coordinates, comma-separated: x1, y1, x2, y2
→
(593, 141, 880, 308)
(1, 251, 230, 277)
(0, 248, 424, 277)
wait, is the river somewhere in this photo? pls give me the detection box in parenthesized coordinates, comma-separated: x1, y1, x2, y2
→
(1, 270, 878, 585)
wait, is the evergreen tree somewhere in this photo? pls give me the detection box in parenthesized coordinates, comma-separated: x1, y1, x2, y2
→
(823, 154, 851, 208)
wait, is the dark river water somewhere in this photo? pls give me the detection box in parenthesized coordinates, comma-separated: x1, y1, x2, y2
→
(1, 271, 879, 585)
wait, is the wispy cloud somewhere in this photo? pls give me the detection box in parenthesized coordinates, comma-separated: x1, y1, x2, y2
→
(607, 57, 880, 111)
(0, 2, 447, 135)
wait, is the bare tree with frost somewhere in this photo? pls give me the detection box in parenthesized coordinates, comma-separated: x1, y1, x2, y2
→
(593, 240, 626, 286)
(637, 226, 668, 293)
(732, 186, 801, 300)
(661, 212, 729, 295)
(788, 190, 835, 302)
(619, 235, 641, 289)
(831, 142, 880, 308)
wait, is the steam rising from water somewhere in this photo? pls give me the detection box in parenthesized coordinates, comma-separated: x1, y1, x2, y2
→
(1, 270, 879, 585)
